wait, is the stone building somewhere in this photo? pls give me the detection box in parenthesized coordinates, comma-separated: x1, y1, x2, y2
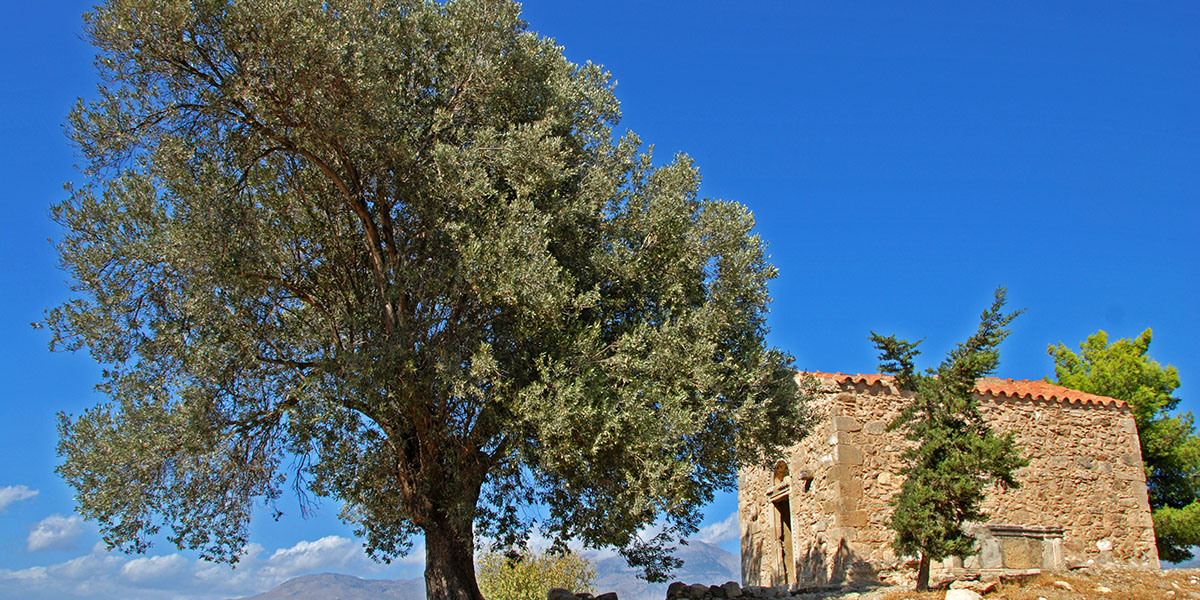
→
(738, 372, 1159, 587)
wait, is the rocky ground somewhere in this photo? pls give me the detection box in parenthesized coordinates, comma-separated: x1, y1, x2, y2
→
(804, 568, 1200, 600)
(880, 568, 1200, 600)
(654, 569, 1200, 600)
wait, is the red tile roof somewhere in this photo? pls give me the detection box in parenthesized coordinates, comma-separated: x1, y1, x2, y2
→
(804, 371, 1126, 408)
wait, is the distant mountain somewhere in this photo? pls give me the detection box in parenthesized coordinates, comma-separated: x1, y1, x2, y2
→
(593, 541, 740, 600)
(229, 542, 738, 600)
(1168, 555, 1200, 569)
(229, 573, 425, 600)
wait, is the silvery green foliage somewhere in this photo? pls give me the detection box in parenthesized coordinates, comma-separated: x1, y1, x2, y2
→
(47, 0, 806, 587)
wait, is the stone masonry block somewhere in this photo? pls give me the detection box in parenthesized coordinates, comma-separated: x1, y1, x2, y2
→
(833, 416, 861, 432)
(864, 420, 888, 435)
(837, 479, 863, 501)
(837, 510, 868, 527)
(835, 444, 863, 465)
(828, 464, 854, 481)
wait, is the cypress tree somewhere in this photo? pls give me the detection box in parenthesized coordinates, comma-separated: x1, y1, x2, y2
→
(869, 287, 1028, 591)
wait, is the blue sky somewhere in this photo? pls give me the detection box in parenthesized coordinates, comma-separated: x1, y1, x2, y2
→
(2, 1, 1197, 598)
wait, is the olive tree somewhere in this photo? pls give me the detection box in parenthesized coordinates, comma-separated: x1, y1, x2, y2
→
(45, 2, 806, 600)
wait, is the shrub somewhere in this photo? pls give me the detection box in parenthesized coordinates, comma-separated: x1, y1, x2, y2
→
(478, 550, 596, 600)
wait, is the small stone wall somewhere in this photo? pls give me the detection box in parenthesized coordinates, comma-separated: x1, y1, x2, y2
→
(548, 588, 619, 600)
(739, 374, 1158, 588)
(661, 579, 913, 600)
(665, 580, 856, 600)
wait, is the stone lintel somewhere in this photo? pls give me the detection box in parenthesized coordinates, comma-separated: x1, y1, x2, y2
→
(767, 486, 790, 503)
(986, 524, 1065, 539)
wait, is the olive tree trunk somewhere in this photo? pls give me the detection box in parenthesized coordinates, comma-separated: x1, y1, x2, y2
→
(424, 515, 484, 600)
(420, 461, 488, 600)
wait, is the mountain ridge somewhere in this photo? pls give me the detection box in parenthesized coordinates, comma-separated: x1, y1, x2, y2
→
(229, 542, 738, 600)
(228, 572, 426, 600)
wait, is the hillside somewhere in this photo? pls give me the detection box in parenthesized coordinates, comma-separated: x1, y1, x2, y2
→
(229, 572, 425, 600)
(594, 542, 740, 600)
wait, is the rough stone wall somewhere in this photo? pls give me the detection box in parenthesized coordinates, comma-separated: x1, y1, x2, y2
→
(739, 384, 838, 587)
(739, 375, 1158, 588)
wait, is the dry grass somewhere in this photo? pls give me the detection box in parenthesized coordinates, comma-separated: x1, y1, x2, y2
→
(878, 591, 944, 600)
(877, 568, 1200, 600)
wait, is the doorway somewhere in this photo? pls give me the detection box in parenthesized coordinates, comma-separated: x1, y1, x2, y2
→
(773, 496, 793, 585)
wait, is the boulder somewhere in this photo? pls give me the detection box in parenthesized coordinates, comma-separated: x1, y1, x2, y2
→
(666, 582, 688, 599)
(945, 590, 983, 600)
(721, 582, 742, 598)
(548, 588, 574, 600)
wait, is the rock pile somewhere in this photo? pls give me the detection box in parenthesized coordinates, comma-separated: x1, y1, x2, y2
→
(548, 578, 991, 600)
(665, 582, 748, 600)
(662, 580, 879, 600)
(662, 579, 926, 600)
(547, 588, 618, 600)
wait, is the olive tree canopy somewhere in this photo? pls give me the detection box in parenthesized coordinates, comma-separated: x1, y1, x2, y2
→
(46, 2, 806, 599)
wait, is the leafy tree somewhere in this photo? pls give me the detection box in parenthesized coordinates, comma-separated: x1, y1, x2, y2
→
(1049, 328, 1200, 562)
(870, 288, 1028, 591)
(478, 550, 595, 600)
(44, 2, 806, 600)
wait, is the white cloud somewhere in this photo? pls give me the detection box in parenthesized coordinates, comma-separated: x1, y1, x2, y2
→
(121, 554, 189, 584)
(53, 543, 126, 580)
(260, 535, 365, 580)
(0, 566, 47, 581)
(694, 511, 739, 544)
(395, 542, 426, 566)
(579, 545, 619, 562)
(0, 544, 128, 600)
(636, 520, 666, 544)
(0, 535, 422, 600)
(0, 485, 39, 511)
(28, 514, 84, 552)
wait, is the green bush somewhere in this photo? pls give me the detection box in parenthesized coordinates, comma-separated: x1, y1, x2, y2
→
(478, 550, 596, 600)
